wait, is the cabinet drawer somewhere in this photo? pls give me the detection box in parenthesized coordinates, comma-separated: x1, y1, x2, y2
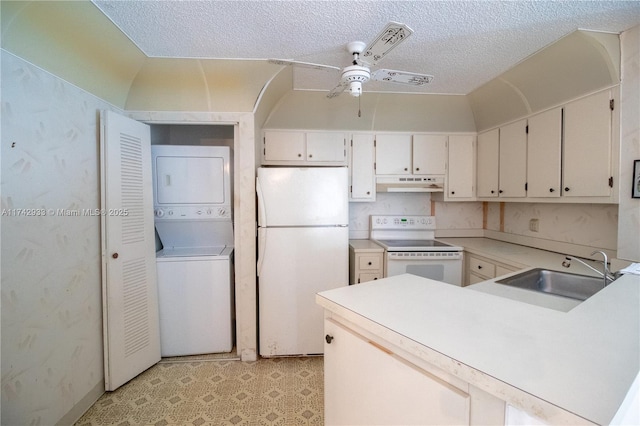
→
(357, 273, 382, 284)
(468, 272, 487, 285)
(359, 255, 382, 270)
(496, 265, 517, 278)
(469, 256, 495, 279)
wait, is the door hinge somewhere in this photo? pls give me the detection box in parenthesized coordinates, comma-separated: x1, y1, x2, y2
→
(525, 125, 529, 134)
(525, 182, 528, 191)
(609, 176, 614, 187)
(610, 99, 615, 111)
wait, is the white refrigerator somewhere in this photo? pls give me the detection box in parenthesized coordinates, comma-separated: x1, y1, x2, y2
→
(257, 167, 349, 357)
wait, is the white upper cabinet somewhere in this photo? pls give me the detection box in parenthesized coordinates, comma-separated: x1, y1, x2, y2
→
(375, 133, 447, 176)
(446, 135, 475, 199)
(527, 108, 562, 197)
(375, 134, 412, 175)
(263, 130, 346, 165)
(476, 88, 616, 202)
(412, 134, 447, 175)
(306, 132, 347, 163)
(263, 131, 305, 162)
(350, 133, 376, 202)
(498, 119, 527, 198)
(477, 128, 500, 197)
(563, 90, 613, 197)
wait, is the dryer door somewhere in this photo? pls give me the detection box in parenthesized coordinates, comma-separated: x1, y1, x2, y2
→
(155, 155, 225, 204)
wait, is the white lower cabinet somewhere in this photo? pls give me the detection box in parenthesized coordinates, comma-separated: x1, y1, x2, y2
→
(466, 253, 520, 286)
(324, 317, 471, 425)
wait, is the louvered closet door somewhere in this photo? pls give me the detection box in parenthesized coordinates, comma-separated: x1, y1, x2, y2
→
(100, 110, 160, 391)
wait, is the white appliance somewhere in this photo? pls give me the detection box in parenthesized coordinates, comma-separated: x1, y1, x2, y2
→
(152, 145, 234, 356)
(257, 167, 349, 357)
(370, 215, 464, 286)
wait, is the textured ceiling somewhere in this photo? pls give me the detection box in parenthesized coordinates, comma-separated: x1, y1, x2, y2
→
(92, 1, 640, 95)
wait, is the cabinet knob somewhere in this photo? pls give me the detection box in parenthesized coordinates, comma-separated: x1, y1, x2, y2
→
(366, 191, 370, 195)
(477, 265, 482, 269)
(325, 334, 334, 344)
(297, 153, 302, 157)
(112, 253, 119, 259)
(490, 190, 495, 194)
(368, 261, 372, 265)
(309, 154, 313, 158)
(565, 187, 570, 192)
(499, 190, 503, 194)
(549, 188, 555, 193)
(404, 167, 408, 171)
(451, 191, 455, 195)
(415, 168, 420, 171)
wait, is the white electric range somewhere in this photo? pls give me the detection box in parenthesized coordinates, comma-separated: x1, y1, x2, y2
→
(370, 215, 464, 286)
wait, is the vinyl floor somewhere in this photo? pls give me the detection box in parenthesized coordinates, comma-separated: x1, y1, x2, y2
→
(74, 354, 324, 426)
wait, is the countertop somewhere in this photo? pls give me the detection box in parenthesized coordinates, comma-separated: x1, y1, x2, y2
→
(438, 237, 621, 274)
(349, 239, 385, 252)
(317, 271, 640, 424)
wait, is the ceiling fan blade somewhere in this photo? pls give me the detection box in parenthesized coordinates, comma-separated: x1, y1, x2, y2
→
(360, 21, 414, 66)
(267, 59, 340, 72)
(371, 69, 433, 86)
(327, 81, 349, 98)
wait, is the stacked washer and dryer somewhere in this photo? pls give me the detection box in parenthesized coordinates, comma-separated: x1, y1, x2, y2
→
(151, 145, 234, 357)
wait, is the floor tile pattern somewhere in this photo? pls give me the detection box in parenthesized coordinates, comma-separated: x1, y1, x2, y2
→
(75, 357, 323, 426)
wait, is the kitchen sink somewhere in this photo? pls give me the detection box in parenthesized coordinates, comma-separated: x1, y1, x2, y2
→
(495, 268, 605, 301)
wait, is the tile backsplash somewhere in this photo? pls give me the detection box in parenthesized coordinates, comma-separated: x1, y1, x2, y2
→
(350, 194, 618, 252)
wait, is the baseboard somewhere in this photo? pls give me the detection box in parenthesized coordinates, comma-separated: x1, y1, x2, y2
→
(56, 380, 104, 426)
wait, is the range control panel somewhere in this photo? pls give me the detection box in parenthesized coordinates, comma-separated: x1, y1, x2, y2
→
(370, 215, 436, 230)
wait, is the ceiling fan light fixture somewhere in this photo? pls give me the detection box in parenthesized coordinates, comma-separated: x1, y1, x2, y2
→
(349, 81, 363, 97)
(342, 65, 370, 97)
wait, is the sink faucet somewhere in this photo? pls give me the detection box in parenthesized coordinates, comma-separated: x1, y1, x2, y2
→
(562, 250, 614, 287)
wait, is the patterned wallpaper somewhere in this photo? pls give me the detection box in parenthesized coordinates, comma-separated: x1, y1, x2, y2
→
(488, 202, 618, 250)
(1, 51, 112, 424)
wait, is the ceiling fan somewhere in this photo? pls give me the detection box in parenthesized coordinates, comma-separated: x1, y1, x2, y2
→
(268, 21, 433, 99)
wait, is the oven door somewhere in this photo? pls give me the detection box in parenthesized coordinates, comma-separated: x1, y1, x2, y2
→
(385, 252, 463, 286)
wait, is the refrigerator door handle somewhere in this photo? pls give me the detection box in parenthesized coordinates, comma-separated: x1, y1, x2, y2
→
(256, 176, 266, 226)
(257, 228, 266, 277)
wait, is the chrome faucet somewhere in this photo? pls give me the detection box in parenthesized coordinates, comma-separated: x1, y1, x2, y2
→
(562, 250, 614, 287)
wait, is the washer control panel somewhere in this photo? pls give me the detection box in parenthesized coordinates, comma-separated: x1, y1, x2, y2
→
(154, 205, 230, 220)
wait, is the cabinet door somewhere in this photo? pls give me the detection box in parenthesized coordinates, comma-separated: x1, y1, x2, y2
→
(563, 90, 612, 197)
(306, 132, 346, 162)
(477, 129, 500, 197)
(499, 119, 527, 197)
(527, 108, 562, 197)
(350, 133, 376, 201)
(447, 135, 475, 199)
(357, 273, 382, 283)
(324, 318, 470, 425)
(263, 131, 305, 161)
(375, 134, 412, 175)
(412, 134, 447, 175)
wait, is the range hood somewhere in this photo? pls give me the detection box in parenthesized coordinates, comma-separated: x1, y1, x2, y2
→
(376, 176, 444, 193)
